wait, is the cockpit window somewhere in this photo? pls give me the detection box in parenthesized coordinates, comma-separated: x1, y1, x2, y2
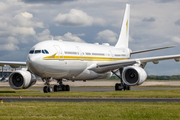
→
(35, 50, 41, 54)
(42, 50, 45, 54)
(29, 49, 48, 54)
(44, 50, 49, 54)
(29, 50, 34, 54)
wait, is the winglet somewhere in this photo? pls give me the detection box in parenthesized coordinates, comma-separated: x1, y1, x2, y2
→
(115, 4, 130, 48)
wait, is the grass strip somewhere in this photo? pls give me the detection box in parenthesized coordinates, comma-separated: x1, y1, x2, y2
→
(0, 102, 180, 120)
(1, 85, 180, 88)
(1, 89, 180, 98)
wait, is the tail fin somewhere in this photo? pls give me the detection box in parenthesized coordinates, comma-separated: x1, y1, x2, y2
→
(115, 4, 130, 48)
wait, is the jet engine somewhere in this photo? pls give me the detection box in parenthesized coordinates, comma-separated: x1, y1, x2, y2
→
(122, 66, 147, 86)
(9, 70, 37, 89)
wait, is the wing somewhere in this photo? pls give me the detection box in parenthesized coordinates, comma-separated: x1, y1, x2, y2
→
(131, 46, 176, 54)
(89, 54, 180, 73)
(0, 61, 26, 68)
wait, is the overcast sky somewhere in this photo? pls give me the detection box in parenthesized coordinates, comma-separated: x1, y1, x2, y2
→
(0, 0, 180, 75)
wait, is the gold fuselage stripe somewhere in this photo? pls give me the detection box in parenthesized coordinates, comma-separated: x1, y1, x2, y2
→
(43, 54, 128, 61)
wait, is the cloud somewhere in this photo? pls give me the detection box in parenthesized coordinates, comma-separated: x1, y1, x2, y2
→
(21, 12, 33, 19)
(20, 0, 76, 4)
(175, 19, 180, 26)
(54, 9, 106, 27)
(155, 0, 176, 3)
(60, 32, 85, 42)
(0, 43, 19, 51)
(35, 29, 84, 42)
(0, 2, 8, 12)
(13, 12, 44, 28)
(96, 29, 118, 43)
(12, 27, 36, 36)
(35, 29, 52, 41)
(170, 36, 180, 43)
(142, 17, 155, 22)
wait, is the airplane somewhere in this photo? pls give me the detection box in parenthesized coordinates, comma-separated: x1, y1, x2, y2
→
(0, 4, 180, 93)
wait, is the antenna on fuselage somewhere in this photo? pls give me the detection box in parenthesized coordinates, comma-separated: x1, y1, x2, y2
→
(51, 37, 54, 40)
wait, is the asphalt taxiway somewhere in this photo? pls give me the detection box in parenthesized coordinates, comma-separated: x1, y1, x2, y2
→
(1, 81, 180, 102)
(1, 86, 180, 103)
(1, 97, 180, 102)
(29, 86, 180, 92)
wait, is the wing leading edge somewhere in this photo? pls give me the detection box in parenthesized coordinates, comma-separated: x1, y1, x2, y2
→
(131, 46, 176, 54)
(0, 61, 26, 68)
(89, 54, 180, 73)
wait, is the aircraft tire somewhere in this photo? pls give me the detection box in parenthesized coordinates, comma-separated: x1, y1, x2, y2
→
(123, 84, 126, 91)
(115, 83, 122, 91)
(62, 85, 66, 91)
(126, 85, 130, 90)
(66, 85, 70, 91)
(43, 86, 48, 93)
(48, 86, 53, 92)
(115, 83, 119, 91)
(54, 85, 58, 92)
(123, 84, 131, 91)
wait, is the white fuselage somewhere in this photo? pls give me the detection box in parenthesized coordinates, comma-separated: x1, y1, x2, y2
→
(26, 40, 130, 80)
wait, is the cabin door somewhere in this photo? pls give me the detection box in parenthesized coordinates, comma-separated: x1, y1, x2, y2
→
(109, 50, 114, 61)
(76, 46, 84, 61)
(54, 45, 64, 60)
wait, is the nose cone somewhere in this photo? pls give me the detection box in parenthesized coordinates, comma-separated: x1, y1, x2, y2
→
(27, 55, 41, 74)
(27, 55, 39, 66)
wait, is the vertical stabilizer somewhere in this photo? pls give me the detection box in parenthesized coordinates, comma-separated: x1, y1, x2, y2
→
(115, 4, 130, 48)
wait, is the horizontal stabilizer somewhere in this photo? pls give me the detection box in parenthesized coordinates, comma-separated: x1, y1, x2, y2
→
(131, 46, 176, 54)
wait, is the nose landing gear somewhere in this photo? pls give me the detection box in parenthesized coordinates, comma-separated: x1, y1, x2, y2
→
(43, 86, 53, 93)
(43, 78, 53, 93)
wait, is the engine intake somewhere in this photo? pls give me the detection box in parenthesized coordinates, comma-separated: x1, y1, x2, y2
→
(122, 66, 147, 86)
(9, 70, 37, 89)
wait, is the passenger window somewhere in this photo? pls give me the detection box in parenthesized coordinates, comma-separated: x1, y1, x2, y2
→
(44, 50, 49, 54)
(29, 50, 34, 54)
(35, 50, 41, 54)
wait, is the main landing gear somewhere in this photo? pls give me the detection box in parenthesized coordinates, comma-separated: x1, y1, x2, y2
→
(54, 79, 70, 92)
(43, 79, 70, 93)
(112, 68, 131, 91)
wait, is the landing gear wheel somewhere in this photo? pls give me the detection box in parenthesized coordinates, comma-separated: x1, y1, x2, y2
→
(58, 85, 62, 91)
(123, 84, 126, 91)
(43, 86, 48, 93)
(48, 86, 53, 92)
(54, 85, 58, 92)
(62, 85, 66, 91)
(66, 85, 70, 91)
(126, 85, 130, 90)
(115, 83, 119, 91)
(123, 84, 130, 91)
(115, 83, 122, 91)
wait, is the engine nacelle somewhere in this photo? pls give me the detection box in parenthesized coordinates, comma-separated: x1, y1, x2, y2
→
(122, 66, 147, 86)
(9, 70, 37, 89)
